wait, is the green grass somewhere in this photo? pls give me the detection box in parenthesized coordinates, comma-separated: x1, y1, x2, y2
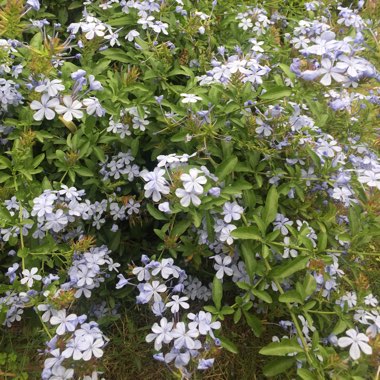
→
(0, 314, 42, 379)
(101, 308, 294, 380)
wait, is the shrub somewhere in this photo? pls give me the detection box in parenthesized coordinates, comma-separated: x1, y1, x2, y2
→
(0, 0, 379, 379)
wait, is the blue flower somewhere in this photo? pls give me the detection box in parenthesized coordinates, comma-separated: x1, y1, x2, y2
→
(198, 358, 215, 370)
(26, 0, 40, 10)
(5, 263, 19, 283)
(115, 274, 130, 289)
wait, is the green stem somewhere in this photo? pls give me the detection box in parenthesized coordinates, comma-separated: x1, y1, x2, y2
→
(13, 175, 25, 270)
(36, 311, 52, 339)
(19, 210, 25, 271)
(59, 170, 68, 184)
(264, 259, 324, 378)
(347, 251, 380, 256)
(307, 310, 336, 315)
(269, 243, 379, 257)
(270, 241, 313, 252)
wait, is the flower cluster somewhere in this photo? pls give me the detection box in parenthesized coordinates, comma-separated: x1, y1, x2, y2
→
(0, 78, 23, 113)
(63, 245, 119, 299)
(30, 71, 104, 122)
(100, 150, 140, 182)
(139, 155, 217, 210)
(107, 106, 150, 137)
(0, 0, 379, 378)
(117, 255, 221, 375)
(290, 20, 378, 87)
(42, 312, 108, 380)
(236, 7, 272, 35)
(197, 45, 270, 87)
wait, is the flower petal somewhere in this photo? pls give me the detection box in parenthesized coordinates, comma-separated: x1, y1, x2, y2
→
(338, 337, 353, 348)
(349, 342, 360, 360)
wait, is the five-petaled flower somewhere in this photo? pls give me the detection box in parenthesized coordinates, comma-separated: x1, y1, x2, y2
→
(146, 317, 174, 351)
(338, 329, 372, 360)
(20, 267, 42, 287)
(180, 93, 202, 104)
(166, 295, 190, 314)
(50, 310, 78, 335)
(55, 95, 84, 121)
(30, 94, 59, 121)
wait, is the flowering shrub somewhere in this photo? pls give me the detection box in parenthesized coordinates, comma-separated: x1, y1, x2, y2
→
(0, 0, 379, 379)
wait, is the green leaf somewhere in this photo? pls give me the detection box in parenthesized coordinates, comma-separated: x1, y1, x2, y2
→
(29, 32, 43, 49)
(171, 219, 191, 237)
(32, 153, 45, 168)
(108, 16, 132, 27)
(332, 319, 347, 335)
(349, 205, 361, 235)
(17, 248, 29, 259)
(68, 1, 83, 9)
(253, 214, 266, 236)
(154, 228, 165, 240)
(243, 189, 257, 209)
(297, 368, 318, 380)
(92, 60, 112, 75)
(303, 301, 317, 311)
(317, 231, 327, 252)
(279, 290, 304, 304)
(259, 338, 303, 356)
(263, 357, 296, 377)
(219, 337, 238, 354)
(109, 230, 121, 251)
(236, 281, 251, 291)
(223, 102, 240, 114)
(260, 87, 292, 100)
(271, 256, 309, 280)
(170, 130, 188, 143)
(100, 49, 130, 63)
(93, 146, 106, 162)
(0, 173, 11, 183)
(243, 310, 263, 337)
(68, 169, 75, 182)
(298, 236, 314, 251)
(233, 309, 242, 324)
(251, 289, 272, 304)
(221, 179, 253, 194)
(205, 212, 215, 242)
(279, 64, 296, 80)
(204, 305, 218, 314)
(146, 204, 168, 221)
(190, 209, 202, 228)
(215, 156, 238, 180)
(75, 167, 93, 177)
(262, 244, 270, 259)
(55, 150, 66, 163)
(212, 276, 223, 310)
(168, 65, 194, 78)
(231, 226, 263, 241)
(220, 306, 235, 315)
(0, 156, 11, 169)
(266, 230, 281, 242)
(317, 223, 327, 252)
(19, 169, 33, 181)
(303, 274, 317, 298)
(240, 242, 257, 279)
(263, 186, 278, 228)
(305, 146, 321, 170)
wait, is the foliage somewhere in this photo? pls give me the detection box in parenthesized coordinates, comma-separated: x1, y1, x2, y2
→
(0, 0, 379, 379)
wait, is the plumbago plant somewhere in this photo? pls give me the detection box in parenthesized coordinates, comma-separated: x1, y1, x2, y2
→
(0, 0, 379, 379)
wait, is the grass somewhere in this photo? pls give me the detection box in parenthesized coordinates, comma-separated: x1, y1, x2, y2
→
(0, 305, 293, 380)
(101, 307, 293, 380)
(0, 313, 43, 379)
(102, 310, 169, 380)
